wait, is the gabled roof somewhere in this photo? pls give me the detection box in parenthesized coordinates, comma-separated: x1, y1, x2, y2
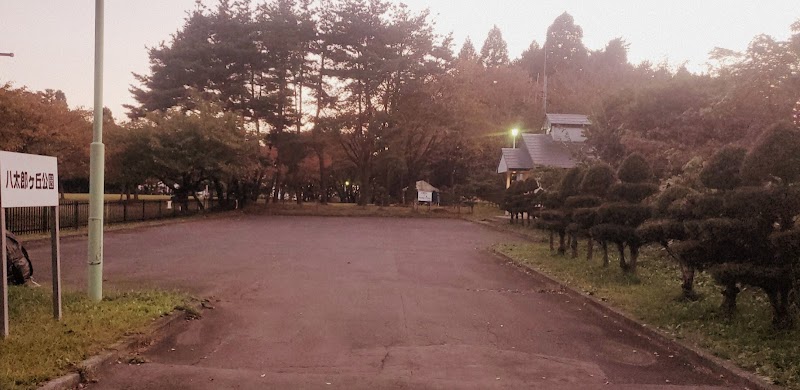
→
(415, 180, 440, 193)
(546, 113, 591, 126)
(519, 133, 578, 169)
(497, 148, 533, 173)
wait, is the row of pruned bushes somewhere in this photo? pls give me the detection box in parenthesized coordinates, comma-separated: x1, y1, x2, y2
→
(502, 122, 800, 329)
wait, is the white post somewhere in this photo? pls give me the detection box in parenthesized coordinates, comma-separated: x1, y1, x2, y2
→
(51, 206, 62, 320)
(1, 207, 7, 338)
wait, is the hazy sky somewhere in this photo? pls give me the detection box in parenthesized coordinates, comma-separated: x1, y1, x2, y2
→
(1, 1, 798, 119)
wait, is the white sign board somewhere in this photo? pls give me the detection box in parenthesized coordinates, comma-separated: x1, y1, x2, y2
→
(418, 190, 433, 203)
(0, 151, 59, 207)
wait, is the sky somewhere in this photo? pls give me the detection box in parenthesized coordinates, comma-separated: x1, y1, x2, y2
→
(1, 1, 798, 119)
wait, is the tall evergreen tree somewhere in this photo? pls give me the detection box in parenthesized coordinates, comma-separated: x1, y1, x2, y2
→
(128, 1, 260, 119)
(458, 37, 479, 62)
(480, 25, 510, 68)
(544, 12, 588, 75)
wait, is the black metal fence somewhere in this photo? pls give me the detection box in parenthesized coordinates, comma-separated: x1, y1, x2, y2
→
(4, 198, 217, 235)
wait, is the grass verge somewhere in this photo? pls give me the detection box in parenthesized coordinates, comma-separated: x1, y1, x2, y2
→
(492, 232, 800, 389)
(0, 287, 190, 390)
(62, 193, 170, 201)
(259, 202, 474, 218)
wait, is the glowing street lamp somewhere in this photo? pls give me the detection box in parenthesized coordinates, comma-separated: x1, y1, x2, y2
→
(511, 128, 520, 148)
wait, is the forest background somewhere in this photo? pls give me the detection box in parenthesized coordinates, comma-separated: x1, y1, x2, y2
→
(1, 0, 798, 209)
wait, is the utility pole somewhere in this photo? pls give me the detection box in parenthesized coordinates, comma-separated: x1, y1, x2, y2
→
(543, 42, 548, 114)
(88, 0, 105, 302)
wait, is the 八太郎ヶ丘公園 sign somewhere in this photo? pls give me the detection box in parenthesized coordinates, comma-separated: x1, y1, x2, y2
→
(0, 151, 59, 208)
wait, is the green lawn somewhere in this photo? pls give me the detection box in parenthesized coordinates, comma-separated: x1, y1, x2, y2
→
(260, 202, 474, 218)
(0, 287, 190, 390)
(493, 232, 800, 389)
(62, 193, 171, 202)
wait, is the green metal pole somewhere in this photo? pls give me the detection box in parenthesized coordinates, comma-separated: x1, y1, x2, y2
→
(88, 0, 105, 302)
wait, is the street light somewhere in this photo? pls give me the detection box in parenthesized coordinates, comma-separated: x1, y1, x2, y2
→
(511, 128, 520, 148)
(87, 0, 105, 302)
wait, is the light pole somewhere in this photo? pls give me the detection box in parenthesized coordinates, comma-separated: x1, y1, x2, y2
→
(87, 0, 105, 302)
(511, 128, 520, 148)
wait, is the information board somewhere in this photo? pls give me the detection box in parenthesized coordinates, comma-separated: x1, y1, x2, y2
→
(0, 151, 59, 207)
(418, 191, 433, 202)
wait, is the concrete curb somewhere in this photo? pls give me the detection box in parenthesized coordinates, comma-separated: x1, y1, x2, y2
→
(476, 219, 781, 390)
(37, 303, 200, 390)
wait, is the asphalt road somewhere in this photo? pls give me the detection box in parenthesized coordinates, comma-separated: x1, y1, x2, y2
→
(27, 215, 738, 389)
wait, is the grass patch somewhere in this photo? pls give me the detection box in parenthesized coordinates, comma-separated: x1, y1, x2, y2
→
(0, 287, 190, 390)
(259, 202, 472, 218)
(460, 202, 504, 222)
(62, 193, 170, 201)
(493, 232, 800, 389)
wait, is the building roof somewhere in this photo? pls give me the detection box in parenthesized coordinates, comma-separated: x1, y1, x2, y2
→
(497, 148, 533, 173)
(545, 113, 591, 126)
(415, 180, 440, 193)
(519, 133, 579, 169)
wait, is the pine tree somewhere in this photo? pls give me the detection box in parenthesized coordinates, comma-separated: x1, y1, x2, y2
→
(458, 37, 479, 63)
(544, 12, 588, 75)
(480, 25, 510, 68)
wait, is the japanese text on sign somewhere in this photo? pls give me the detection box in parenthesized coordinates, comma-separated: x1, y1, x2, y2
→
(5, 171, 56, 190)
(0, 151, 59, 208)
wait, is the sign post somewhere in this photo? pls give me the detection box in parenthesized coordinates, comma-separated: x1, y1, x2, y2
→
(0, 151, 61, 338)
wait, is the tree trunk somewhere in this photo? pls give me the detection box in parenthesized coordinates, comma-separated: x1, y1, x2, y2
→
(617, 242, 627, 271)
(270, 171, 279, 203)
(557, 231, 566, 256)
(549, 231, 555, 252)
(601, 241, 609, 267)
(767, 286, 793, 330)
(721, 282, 740, 318)
(213, 179, 225, 209)
(192, 193, 205, 211)
(317, 147, 328, 204)
(357, 167, 371, 206)
(627, 244, 639, 274)
(586, 238, 594, 261)
(679, 262, 697, 300)
(570, 234, 578, 258)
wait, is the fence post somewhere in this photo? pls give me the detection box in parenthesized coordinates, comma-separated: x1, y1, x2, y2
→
(74, 201, 79, 230)
(142, 200, 146, 220)
(41, 206, 49, 235)
(122, 201, 127, 222)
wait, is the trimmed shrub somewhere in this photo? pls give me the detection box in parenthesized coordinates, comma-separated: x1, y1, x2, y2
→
(617, 153, 653, 183)
(653, 185, 694, 216)
(637, 219, 687, 243)
(564, 195, 602, 209)
(580, 163, 616, 197)
(608, 182, 659, 203)
(559, 167, 586, 200)
(596, 202, 652, 227)
(699, 145, 746, 190)
(741, 121, 800, 185)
